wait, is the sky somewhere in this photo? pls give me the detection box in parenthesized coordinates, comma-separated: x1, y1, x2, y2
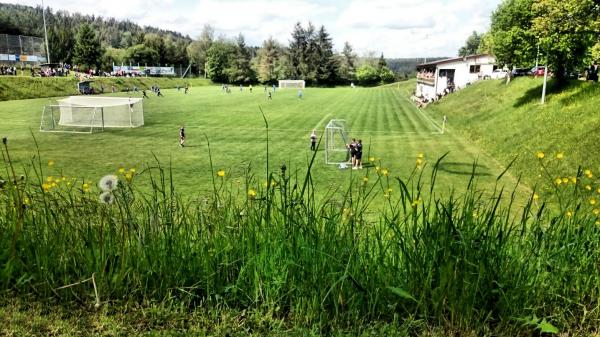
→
(3, 0, 503, 58)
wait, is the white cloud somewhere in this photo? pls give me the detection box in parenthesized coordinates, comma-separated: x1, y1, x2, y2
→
(2, 0, 502, 57)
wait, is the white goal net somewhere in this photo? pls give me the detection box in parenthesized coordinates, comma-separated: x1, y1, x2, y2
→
(278, 79, 305, 89)
(325, 119, 350, 165)
(40, 96, 144, 133)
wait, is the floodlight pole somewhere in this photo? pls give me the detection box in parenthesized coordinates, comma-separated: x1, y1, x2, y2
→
(42, 0, 51, 64)
(541, 65, 548, 104)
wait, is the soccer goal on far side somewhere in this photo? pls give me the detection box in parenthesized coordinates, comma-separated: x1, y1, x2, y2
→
(278, 79, 305, 89)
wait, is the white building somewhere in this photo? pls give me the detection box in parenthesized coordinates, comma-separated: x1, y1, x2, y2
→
(415, 54, 497, 102)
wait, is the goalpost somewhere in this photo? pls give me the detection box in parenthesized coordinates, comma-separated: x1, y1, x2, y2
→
(278, 79, 305, 89)
(40, 96, 144, 133)
(324, 119, 351, 165)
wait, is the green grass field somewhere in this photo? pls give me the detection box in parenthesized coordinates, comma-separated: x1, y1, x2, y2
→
(3, 79, 600, 336)
(0, 82, 523, 201)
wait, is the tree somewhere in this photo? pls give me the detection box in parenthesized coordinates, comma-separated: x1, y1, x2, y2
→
(289, 21, 318, 82)
(338, 42, 357, 83)
(227, 33, 255, 83)
(126, 44, 159, 65)
(205, 40, 236, 83)
(187, 24, 214, 76)
(48, 25, 75, 63)
(255, 37, 282, 83)
(377, 53, 387, 70)
(102, 47, 126, 70)
(531, 0, 600, 82)
(489, 0, 537, 69)
(72, 23, 103, 70)
(356, 64, 380, 86)
(144, 33, 166, 64)
(314, 25, 338, 85)
(458, 31, 483, 56)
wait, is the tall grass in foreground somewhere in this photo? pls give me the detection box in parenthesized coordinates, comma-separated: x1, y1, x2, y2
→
(0, 138, 599, 335)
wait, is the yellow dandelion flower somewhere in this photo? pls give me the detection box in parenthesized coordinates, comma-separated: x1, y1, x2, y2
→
(571, 177, 577, 184)
(556, 152, 564, 160)
(590, 198, 597, 205)
(46, 176, 54, 182)
(118, 167, 125, 173)
(61, 176, 66, 181)
(124, 172, 133, 181)
(585, 169, 592, 176)
(555, 178, 562, 185)
(42, 183, 51, 192)
(83, 188, 90, 193)
(597, 188, 600, 194)
(375, 166, 380, 172)
(562, 177, 569, 184)
(566, 211, 573, 218)
(363, 176, 369, 183)
(368, 157, 375, 162)
(536, 152, 545, 159)
(83, 183, 90, 189)
(217, 169, 225, 177)
(67, 182, 71, 186)
(416, 165, 422, 170)
(593, 209, 600, 216)
(48, 160, 55, 166)
(417, 153, 424, 159)
(587, 173, 593, 179)
(596, 221, 600, 226)
(383, 193, 389, 198)
(382, 169, 389, 176)
(271, 181, 277, 187)
(411, 198, 422, 208)
(23, 197, 30, 205)
(247, 189, 257, 198)
(586, 185, 592, 191)
(533, 193, 539, 200)
(129, 168, 136, 173)
(387, 188, 393, 193)
(51, 182, 57, 188)
(416, 158, 423, 165)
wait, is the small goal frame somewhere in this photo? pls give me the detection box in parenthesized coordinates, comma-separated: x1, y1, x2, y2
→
(40, 96, 144, 134)
(278, 79, 305, 89)
(324, 119, 351, 165)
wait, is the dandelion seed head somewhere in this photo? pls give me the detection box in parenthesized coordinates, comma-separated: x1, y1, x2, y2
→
(98, 175, 119, 192)
(99, 191, 114, 204)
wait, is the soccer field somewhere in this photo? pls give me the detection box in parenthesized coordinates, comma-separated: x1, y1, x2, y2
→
(0, 83, 522, 198)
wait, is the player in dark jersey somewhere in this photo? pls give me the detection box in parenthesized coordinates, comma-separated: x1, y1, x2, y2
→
(355, 139, 363, 169)
(179, 126, 185, 147)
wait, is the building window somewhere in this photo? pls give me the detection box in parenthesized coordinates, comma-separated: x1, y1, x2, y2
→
(469, 65, 481, 73)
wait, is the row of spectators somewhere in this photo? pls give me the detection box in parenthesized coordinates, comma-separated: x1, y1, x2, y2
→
(0, 66, 17, 75)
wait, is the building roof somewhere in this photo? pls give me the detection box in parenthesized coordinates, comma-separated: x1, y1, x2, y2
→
(417, 54, 493, 67)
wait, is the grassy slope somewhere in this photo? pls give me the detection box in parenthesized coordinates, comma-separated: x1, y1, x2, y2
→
(0, 82, 521, 201)
(0, 76, 211, 101)
(424, 77, 600, 191)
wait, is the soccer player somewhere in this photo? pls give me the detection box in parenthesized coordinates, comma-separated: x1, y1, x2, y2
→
(239, 84, 243, 92)
(142, 89, 149, 99)
(267, 91, 272, 100)
(310, 129, 317, 151)
(184, 84, 189, 94)
(249, 84, 253, 93)
(348, 138, 357, 169)
(355, 139, 363, 169)
(179, 125, 185, 147)
(297, 90, 303, 99)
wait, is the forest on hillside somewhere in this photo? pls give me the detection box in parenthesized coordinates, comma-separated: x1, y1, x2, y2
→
(0, 3, 411, 85)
